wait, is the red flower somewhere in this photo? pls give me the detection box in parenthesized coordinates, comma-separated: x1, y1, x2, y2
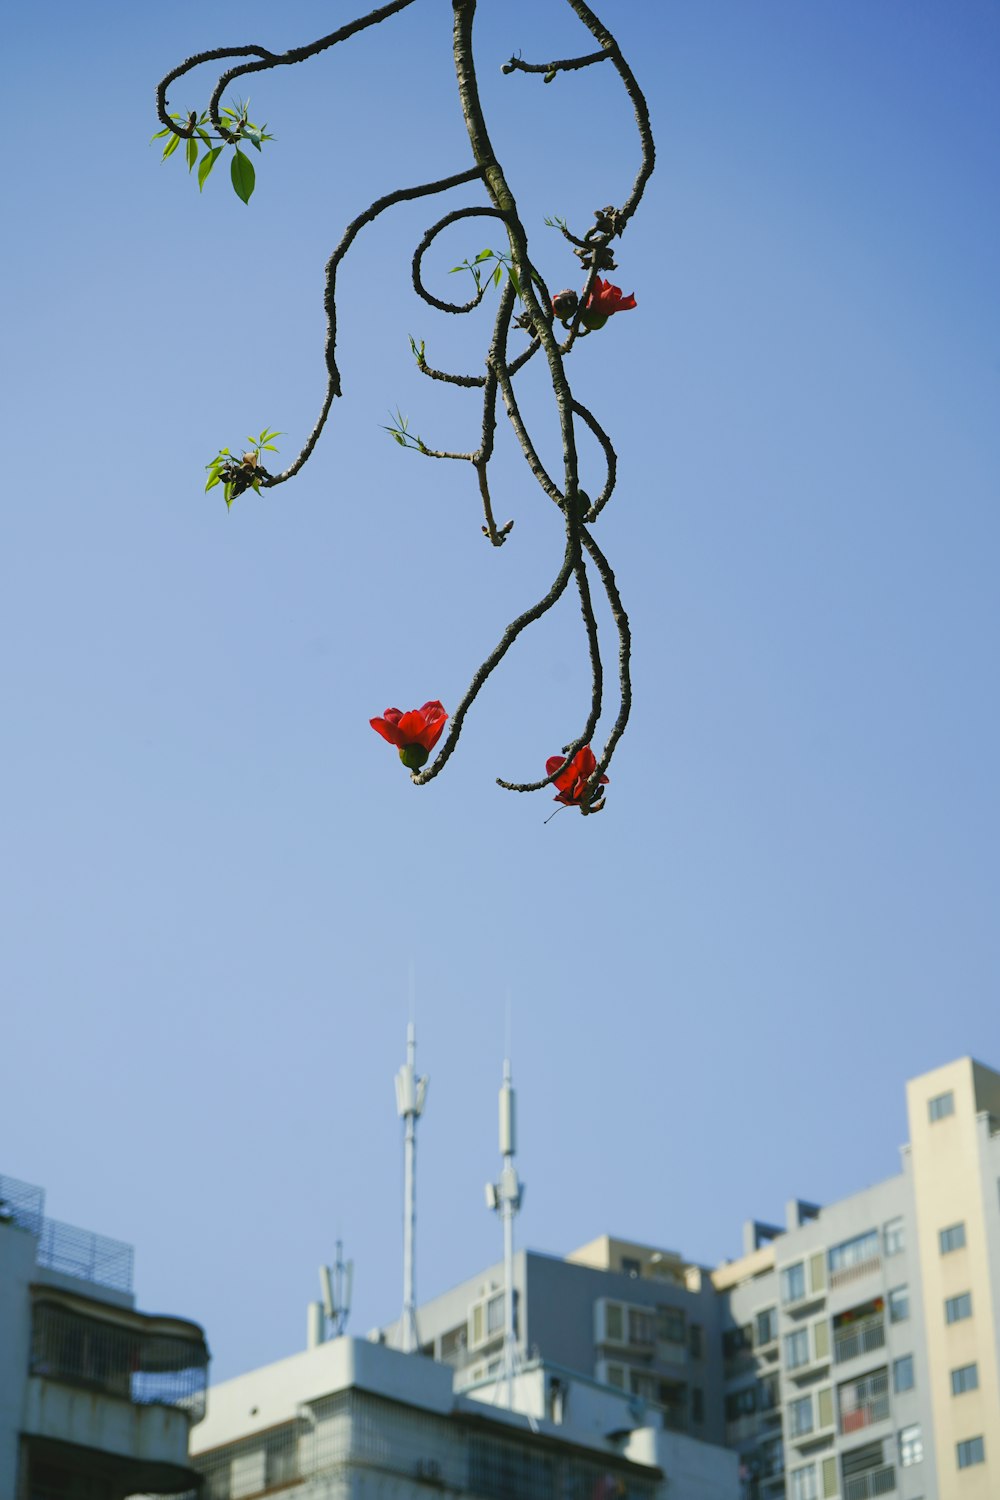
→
(581, 278, 637, 330)
(371, 701, 448, 770)
(545, 745, 609, 809)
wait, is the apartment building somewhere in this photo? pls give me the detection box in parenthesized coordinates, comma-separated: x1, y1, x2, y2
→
(0, 1172, 209, 1499)
(186, 1332, 739, 1499)
(381, 1057, 1000, 1500)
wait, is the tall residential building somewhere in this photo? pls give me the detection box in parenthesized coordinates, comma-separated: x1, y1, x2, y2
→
(0, 1172, 209, 1499)
(379, 1057, 1000, 1500)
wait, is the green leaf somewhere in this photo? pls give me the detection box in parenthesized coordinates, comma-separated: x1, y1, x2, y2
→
(150, 127, 171, 142)
(186, 136, 198, 172)
(544, 69, 557, 83)
(196, 128, 212, 145)
(262, 444, 279, 452)
(230, 149, 255, 204)
(161, 132, 182, 161)
(475, 248, 494, 263)
(246, 131, 262, 151)
(224, 482, 234, 508)
(508, 266, 522, 299)
(206, 473, 221, 491)
(198, 147, 223, 190)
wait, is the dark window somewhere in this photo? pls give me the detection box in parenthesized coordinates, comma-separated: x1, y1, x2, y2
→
(691, 1387, 704, 1423)
(689, 1322, 703, 1360)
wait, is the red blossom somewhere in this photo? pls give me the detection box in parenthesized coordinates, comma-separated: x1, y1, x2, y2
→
(371, 701, 448, 770)
(581, 277, 637, 330)
(545, 745, 609, 809)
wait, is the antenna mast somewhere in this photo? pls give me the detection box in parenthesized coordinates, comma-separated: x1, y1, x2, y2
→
(486, 1054, 524, 1408)
(394, 1020, 428, 1353)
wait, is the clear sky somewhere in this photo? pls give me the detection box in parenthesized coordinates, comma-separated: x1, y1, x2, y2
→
(2, 0, 998, 1383)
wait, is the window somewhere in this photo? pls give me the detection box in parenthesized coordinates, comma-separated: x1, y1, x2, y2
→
(883, 1218, 904, 1256)
(760, 1372, 780, 1411)
(691, 1386, 704, 1423)
(782, 1262, 806, 1304)
(723, 1325, 753, 1359)
(621, 1257, 641, 1278)
(957, 1436, 985, 1469)
(899, 1424, 923, 1467)
(689, 1322, 703, 1359)
(605, 1303, 624, 1342)
(628, 1308, 655, 1346)
(951, 1363, 979, 1395)
(939, 1222, 966, 1254)
(888, 1286, 909, 1323)
(605, 1364, 626, 1389)
(829, 1230, 879, 1275)
(657, 1306, 685, 1344)
(929, 1090, 955, 1121)
(945, 1292, 972, 1325)
(893, 1355, 914, 1394)
(725, 1387, 756, 1421)
(785, 1328, 810, 1370)
(790, 1464, 817, 1500)
(756, 1306, 779, 1346)
(789, 1395, 813, 1437)
(486, 1293, 505, 1335)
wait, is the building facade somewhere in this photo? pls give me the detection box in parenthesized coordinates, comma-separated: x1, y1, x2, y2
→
(186, 1334, 739, 1499)
(0, 1173, 209, 1500)
(379, 1057, 1000, 1500)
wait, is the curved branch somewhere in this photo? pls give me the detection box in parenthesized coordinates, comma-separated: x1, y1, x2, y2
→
(411, 535, 579, 786)
(580, 526, 631, 807)
(572, 399, 617, 520)
(412, 205, 507, 314)
(495, 553, 603, 794)
(561, 0, 655, 227)
(265, 165, 482, 487)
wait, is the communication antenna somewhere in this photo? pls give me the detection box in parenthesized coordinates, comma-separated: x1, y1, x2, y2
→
(485, 1051, 525, 1409)
(308, 1239, 353, 1348)
(394, 1019, 428, 1352)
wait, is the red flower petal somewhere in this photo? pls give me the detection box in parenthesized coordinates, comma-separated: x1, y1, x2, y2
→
(371, 715, 406, 747)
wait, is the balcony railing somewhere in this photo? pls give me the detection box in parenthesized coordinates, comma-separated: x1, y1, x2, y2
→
(843, 1464, 896, 1500)
(834, 1318, 885, 1364)
(829, 1256, 881, 1293)
(31, 1301, 208, 1420)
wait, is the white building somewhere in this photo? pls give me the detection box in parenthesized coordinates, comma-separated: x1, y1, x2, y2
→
(187, 1335, 739, 1499)
(0, 1173, 208, 1499)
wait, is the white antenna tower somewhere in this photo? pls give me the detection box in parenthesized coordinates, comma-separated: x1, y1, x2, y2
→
(308, 1240, 353, 1349)
(394, 1020, 428, 1353)
(485, 1050, 525, 1409)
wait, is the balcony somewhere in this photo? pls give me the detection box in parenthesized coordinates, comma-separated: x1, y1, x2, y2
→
(0, 1171, 133, 1293)
(31, 1296, 208, 1417)
(829, 1256, 881, 1294)
(839, 1369, 889, 1435)
(843, 1465, 896, 1500)
(834, 1316, 884, 1366)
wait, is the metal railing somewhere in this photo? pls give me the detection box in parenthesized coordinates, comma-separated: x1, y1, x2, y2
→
(839, 1368, 889, 1434)
(0, 1172, 133, 1293)
(844, 1464, 896, 1500)
(829, 1256, 882, 1292)
(834, 1319, 885, 1364)
(31, 1303, 208, 1420)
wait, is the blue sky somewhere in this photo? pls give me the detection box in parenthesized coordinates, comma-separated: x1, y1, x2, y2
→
(2, 0, 998, 1381)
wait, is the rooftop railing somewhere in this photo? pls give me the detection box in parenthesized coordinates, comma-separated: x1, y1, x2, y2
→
(0, 1172, 133, 1294)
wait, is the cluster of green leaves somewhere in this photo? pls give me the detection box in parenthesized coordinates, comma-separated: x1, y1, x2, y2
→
(205, 429, 281, 508)
(449, 247, 522, 300)
(151, 99, 273, 204)
(381, 409, 428, 454)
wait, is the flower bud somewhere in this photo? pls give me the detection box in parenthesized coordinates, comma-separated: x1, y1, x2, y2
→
(398, 744, 430, 770)
(579, 310, 608, 331)
(551, 289, 579, 319)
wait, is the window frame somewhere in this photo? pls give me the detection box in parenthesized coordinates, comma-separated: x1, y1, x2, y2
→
(945, 1291, 973, 1326)
(939, 1222, 967, 1255)
(899, 1423, 923, 1467)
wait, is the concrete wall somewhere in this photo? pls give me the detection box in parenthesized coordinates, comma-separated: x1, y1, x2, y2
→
(0, 1219, 36, 1495)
